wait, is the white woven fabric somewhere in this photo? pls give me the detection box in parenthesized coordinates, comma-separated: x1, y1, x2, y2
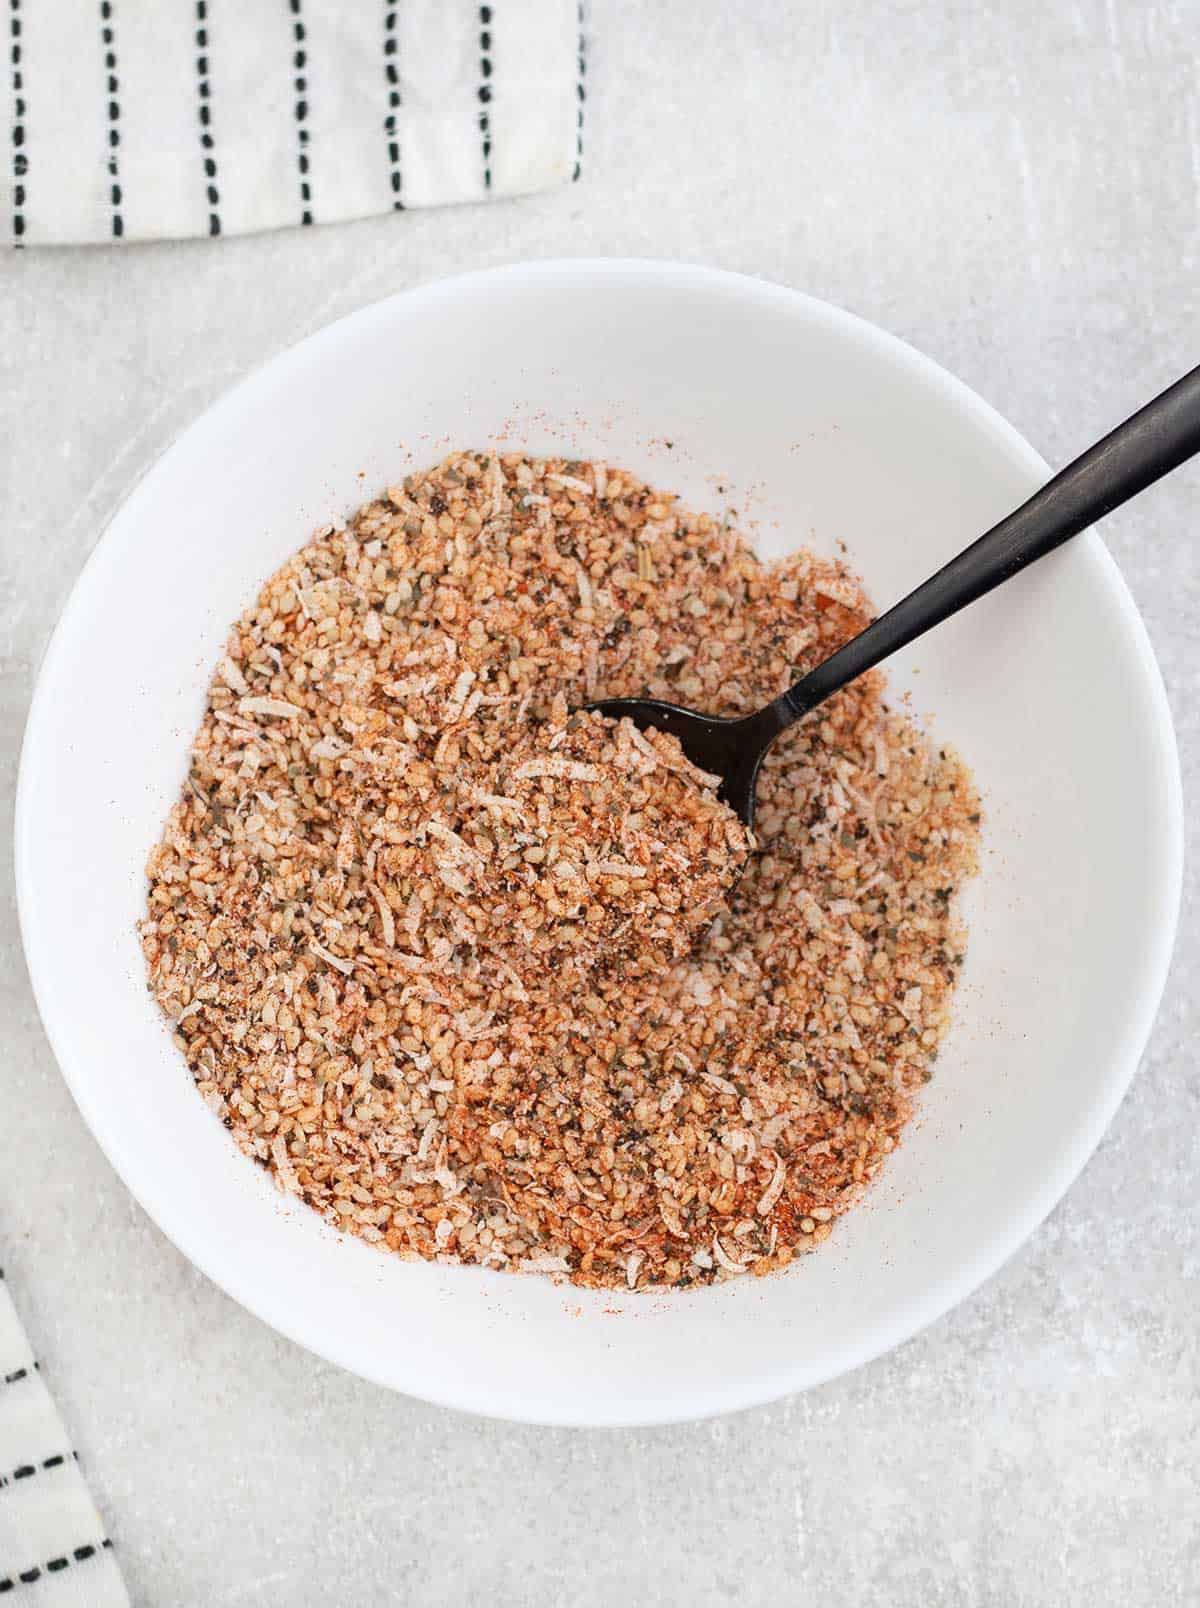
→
(0, 1274, 128, 1605)
(4, 0, 585, 244)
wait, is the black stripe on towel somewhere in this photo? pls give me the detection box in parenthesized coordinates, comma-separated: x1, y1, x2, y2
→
(383, 3, 402, 208)
(9, 0, 24, 243)
(0, 1540, 113, 1595)
(194, 0, 219, 234)
(478, 5, 491, 189)
(573, 2, 585, 181)
(289, 0, 311, 225)
(0, 1450, 76, 1486)
(100, 0, 122, 236)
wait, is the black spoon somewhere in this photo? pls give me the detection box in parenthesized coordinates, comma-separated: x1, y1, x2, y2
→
(591, 363, 1200, 827)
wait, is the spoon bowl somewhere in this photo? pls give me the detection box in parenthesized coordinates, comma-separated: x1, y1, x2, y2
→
(586, 697, 780, 826)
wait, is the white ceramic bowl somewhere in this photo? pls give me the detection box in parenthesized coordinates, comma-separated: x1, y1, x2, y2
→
(16, 261, 1182, 1426)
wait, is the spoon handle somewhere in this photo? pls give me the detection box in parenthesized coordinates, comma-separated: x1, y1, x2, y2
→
(773, 361, 1200, 726)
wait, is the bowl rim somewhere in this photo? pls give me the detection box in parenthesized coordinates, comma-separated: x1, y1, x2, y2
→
(14, 259, 1184, 1425)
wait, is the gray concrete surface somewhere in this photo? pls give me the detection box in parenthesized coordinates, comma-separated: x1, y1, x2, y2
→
(2, 2, 1197, 1603)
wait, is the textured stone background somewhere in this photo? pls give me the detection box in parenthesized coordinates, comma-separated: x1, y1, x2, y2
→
(1, 3, 1196, 1603)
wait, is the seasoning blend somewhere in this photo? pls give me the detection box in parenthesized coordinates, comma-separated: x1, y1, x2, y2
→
(142, 453, 979, 1290)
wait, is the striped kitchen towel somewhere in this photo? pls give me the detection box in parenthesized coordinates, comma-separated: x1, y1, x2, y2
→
(5, 0, 586, 245)
(0, 1271, 128, 1605)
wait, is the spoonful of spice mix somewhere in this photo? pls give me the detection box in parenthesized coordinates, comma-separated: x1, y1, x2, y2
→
(594, 362, 1200, 825)
(140, 377, 1195, 1292)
